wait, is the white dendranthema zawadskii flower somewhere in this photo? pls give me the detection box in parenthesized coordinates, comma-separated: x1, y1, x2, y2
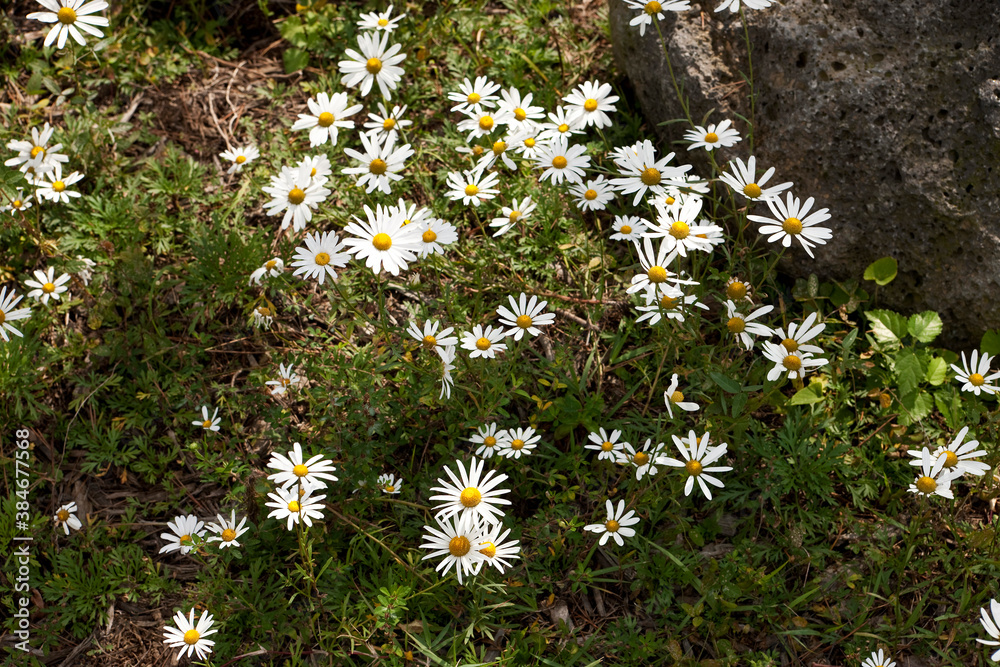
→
(645, 197, 721, 257)
(771, 311, 826, 356)
(563, 79, 620, 129)
(34, 164, 82, 203)
(716, 0, 777, 13)
(205, 510, 249, 549)
(429, 458, 511, 525)
(951, 350, 1000, 396)
(569, 176, 615, 212)
(476, 136, 519, 171)
(343, 203, 423, 276)
(342, 132, 414, 194)
(265, 363, 300, 396)
(163, 609, 218, 661)
(159, 514, 206, 555)
(490, 196, 536, 237)
(449, 76, 502, 115)
(907, 448, 957, 499)
(417, 217, 458, 258)
(536, 106, 584, 144)
(748, 191, 832, 258)
(585, 427, 628, 462)
(725, 276, 753, 303)
(623, 0, 692, 36)
(500, 426, 540, 460)
(296, 154, 332, 186)
(496, 293, 555, 341)
(650, 174, 711, 209)
(626, 236, 683, 301)
(54, 502, 82, 535)
(725, 299, 774, 350)
(27, 0, 110, 49)
(496, 86, 545, 132)
(420, 512, 486, 585)
(635, 284, 708, 326)
(683, 120, 742, 152)
(908, 426, 990, 479)
(610, 215, 649, 242)
(291, 92, 362, 147)
(719, 155, 792, 203)
(249, 257, 284, 285)
(470, 423, 506, 459)
(291, 231, 350, 285)
(0, 287, 31, 342)
(461, 324, 507, 359)
(338, 31, 406, 100)
(265, 486, 326, 530)
(509, 126, 543, 160)
(3, 188, 33, 215)
(363, 102, 412, 143)
(762, 341, 827, 382)
(610, 139, 691, 206)
(357, 3, 405, 32)
(438, 344, 457, 399)
(24, 267, 70, 305)
(392, 198, 433, 228)
(407, 319, 458, 352)
(220, 145, 259, 174)
(192, 405, 220, 432)
(262, 163, 330, 232)
(664, 373, 700, 417)
(377, 473, 402, 494)
(252, 305, 274, 330)
(584, 499, 640, 546)
(267, 441, 338, 492)
(474, 520, 520, 574)
(445, 169, 500, 207)
(457, 108, 502, 141)
(5, 122, 68, 175)
(976, 599, 1000, 661)
(533, 137, 590, 186)
(658, 431, 733, 500)
(861, 650, 896, 667)
(618, 439, 662, 481)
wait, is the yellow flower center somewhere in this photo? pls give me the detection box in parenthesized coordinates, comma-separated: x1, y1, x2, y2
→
(511, 439, 525, 450)
(372, 233, 393, 251)
(385, 485, 395, 492)
(57, 6, 76, 23)
(644, 1, 662, 14)
(422, 334, 436, 349)
(584, 98, 599, 112)
(507, 211, 521, 224)
(287, 500, 300, 512)
(422, 229, 437, 243)
(464, 184, 479, 197)
(475, 337, 491, 351)
(202, 420, 212, 428)
(479, 541, 497, 558)
(280, 377, 291, 386)
(183, 629, 200, 645)
(970, 373, 985, 386)
(516, 314, 533, 329)
(179, 534, 192, 545)
(317, 112, 335, 127)
(377, 18, 389, 26)
(640, 167, 661, 186)
(558, 123, 570, 133)
(449, 535, 471, 557)
(30, 146, 44, 158)
(782, 217, 803, 235)
(383, 117, 396, 130)
(293, 464, 309, 477)
(314, 252, 330, 266)
(942, 450, 959, 468)
(257, 306, 271, 317)
(620, 224, 632, 235)
(783, 355, 802, 371)
(704, 132, 719, 143)
(42, 282, 56, 293)
(366, 57, 383, 74)
(669, 221, 690, 239)
(726, 281, 747, 300)
(472, 145, 484, 156)
(660, 295, 679, 309)
(57, 509, 69, 521)
(310, 168, 317, 176)
(265, 260, 277, 270)
(584, 189, 598, 201)
(664, 196, 676, 205)
(12, 200, 22, 209)
(0, 310, 5, 325)
(492, 140, 507, 155)
(484, 436, 497, 447)
(669, 390, 684, 403)
(478, 116, 494, 131)
(287, 187, 306, 205)
(552, 155, 568, 169)
(781, 338, 799, 352)
(221, 528, 237, 542)
(467, 92, 481, 104)
(513, 107, 527, 121)
(52, 181, 66, 193)
(605, 519, 620, 532)
(647, 266, 667, 283)
(685, 459, 703, 476)
(916, 476, 937, 494)
(524, 137, 536, 148)
(633, 451, 649, 466)
(460, 487, 482, 507)
(743, 183, 762, 198)
(369, 158, 388, 175)
(601, 441, 613, 451)
(727, 316, 746, 333)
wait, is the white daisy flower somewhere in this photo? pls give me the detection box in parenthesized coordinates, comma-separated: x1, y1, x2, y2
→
(623, 0, 692, 36)
(448, 76, 502, 115)
(363, 102, 412, 143)
(291, 231, 350, 285)
(470, 423, 505, 459)
(262, 163, 331, 232)
(27, 0, 110, 49)
(500, 426, 540, 459)
(747, 191, 832, 258)
(635, 284, 708, 326)
(652, 174, 711, 208)
(297, 154, 333, 185)
(569, 176, 615, 212)
(663, 374, 700, 417)
(496, 87, 545, 132)
(457, 108, 503, 141)
(74, 256, 95, 286)
(583, 499, 640, 546)
(438, 345, 457, 399)
(219, 145, 259, 174)
(192, 405, 221, 432)
(563, 79, 620, 129)
(429, 458, 511, 525)
(762, 342, 828, 382)
(5, 122, 68, 174)
(951, 350, 1000, 396)
(392, 198, 434, 228)
(420, 512, 487, 585)
(860, 650, 895, 667)
(610, 215, 649, 242)
(34, 164, 83, 203)
(474, 520, 521, 574)
(265, 363, 300, 396)
(343, 203, 422, 276)
(715, 0, 776, 13)
(265, 486, 326, 531)
(976, 599, 1000, 661)
(618, 439, 662, 481)
(719, 155, 792, 203)
(407, 319, 458, 352)
(291, 92, 363, 147)
(645, 197, 720, 257)
(342, 131, 414, 194)
(658, 431, 732, 500)
(610, 139, 690, 205)
(533, 137, 590, 185)
(163, 609, 218, 661)
(0, 287, 31, 342)
(53, 502, 82, 535)
(908, 447, 957, 499)
(509, 126, 543, 160)
(771, 311, 825, 356)
(358, 3, 405, 32)
(159, 514, 206, 555)
(2, 188, 34, 215)
(338, 31, 406, 100)
(490, 196, 537, 237)
(461, 324, 507, 359)
(205, 510, 249, 548)
(496, 293, 555, 340)
(585, 428, 627, 462)
(626, 236, 682, 301)
(445, 169, 500, 207)
(476, 137, 519, 171)
(417, 217, 458, 258)
(725, 276, 754, 303)
(24, 267, 70, 305)
(267, 441, 338, 492)
(252, 305, 274, 330)
(249, 257, 284, 285)
(377, 473, 402, 494)
(536, 106, 585, 144)
(908, 426, 990, 479)
(683, 120, 741, 152)
(725, 300, 774, 350)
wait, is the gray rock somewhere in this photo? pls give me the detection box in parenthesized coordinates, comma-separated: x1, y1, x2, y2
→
(609, 0, 1000, 346)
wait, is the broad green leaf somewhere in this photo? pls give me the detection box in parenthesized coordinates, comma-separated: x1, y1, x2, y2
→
(907, 311, 943, 343)
(982, 329, 1000, 357)
(731, 392, 747, 417)
(841, 328, 858, 352)
(863, 257, 898, 286)
(894, 350, 925, 397)
(925, 357, 948, 386)
(788, 383, 823, 405)
(900, 390, 933, 423)
(709, 372, 741, 394)
(934, 388, 963, 429)
(283, 48, 310, 74)
(866, 309, 907, 347)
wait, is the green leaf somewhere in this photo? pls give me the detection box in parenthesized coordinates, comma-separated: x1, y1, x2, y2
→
(866, 309, 908, 347)
(895, 350, 925, 397)
(934, 388, 963, 429)
(283, 48, 310, 74)
(709, 372, 741, 394)
(788, 383, 823, 405)
(841, 328, 858, 353)
(900, 390, 933, 423)
(982, 329, 1000, 357)
(731, 392, 747, 417)
(907, 311, 943, 343)
(863, 257, 898, 286)
(925, 357, 948, 386)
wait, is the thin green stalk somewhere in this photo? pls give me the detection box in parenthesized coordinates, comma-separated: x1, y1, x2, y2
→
(652, 17, 694, 128)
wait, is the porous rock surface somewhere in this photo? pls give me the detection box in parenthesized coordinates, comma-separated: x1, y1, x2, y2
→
(609, 0, 1000, 346)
